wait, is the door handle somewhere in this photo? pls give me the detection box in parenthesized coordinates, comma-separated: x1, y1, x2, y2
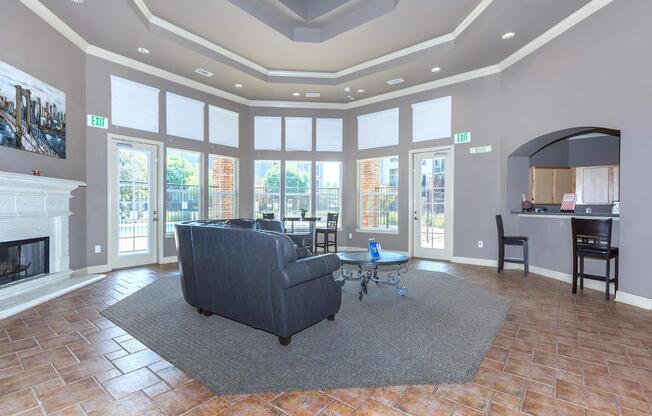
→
(414, 216, 419, 221)
(152, 210, 158, 222)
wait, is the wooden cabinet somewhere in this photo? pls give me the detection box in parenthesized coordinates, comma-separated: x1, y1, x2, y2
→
(529, 167, 575, 204)
(576, 165, 619, 204)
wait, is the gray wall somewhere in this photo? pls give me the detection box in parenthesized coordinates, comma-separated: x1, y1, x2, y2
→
(530, 135, 620, 167)
(84, 56, 249, 265)
(0, 2, 87, 270)
(4, 1, 651, 299)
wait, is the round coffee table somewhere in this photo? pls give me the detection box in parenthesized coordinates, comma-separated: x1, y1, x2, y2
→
(336, 251, 409, 300)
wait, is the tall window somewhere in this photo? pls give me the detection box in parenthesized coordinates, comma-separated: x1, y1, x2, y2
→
(358, 156, 399, 231)
(316, 161, 342, 227)
(166, 149, 201, 233)
(285, 161, 312, 218)
(208, 155, 237, 219)
(254, 160, 281, 218)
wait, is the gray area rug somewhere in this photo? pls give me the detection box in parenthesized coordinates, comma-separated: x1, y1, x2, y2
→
(101, 269, 511, 395)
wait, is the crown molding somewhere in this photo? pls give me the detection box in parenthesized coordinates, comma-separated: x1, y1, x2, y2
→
(499, 0, 613, 71)
(19, 0, 89, 50)
(23, 0, 612, 111)
(132, 0, 494, 81)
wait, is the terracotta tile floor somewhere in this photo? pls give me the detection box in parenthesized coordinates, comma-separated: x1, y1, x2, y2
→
(1, 260, 651, 415)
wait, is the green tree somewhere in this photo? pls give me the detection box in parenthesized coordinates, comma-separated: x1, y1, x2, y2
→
(166, 153, 199, 185)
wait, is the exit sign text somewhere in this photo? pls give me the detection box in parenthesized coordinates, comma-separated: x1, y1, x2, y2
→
(87, 114, 108, 129)
(454, 131, 471, 144)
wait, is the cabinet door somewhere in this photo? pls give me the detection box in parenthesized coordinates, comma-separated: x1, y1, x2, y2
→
(553, 168, 574, 204)
(531, 167, 555, 204)
(581, 166, 609, 204)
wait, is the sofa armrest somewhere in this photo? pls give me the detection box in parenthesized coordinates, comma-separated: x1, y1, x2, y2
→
(276, 254, 341, 289)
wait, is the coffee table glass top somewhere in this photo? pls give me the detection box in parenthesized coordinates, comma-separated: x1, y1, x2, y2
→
(337, 251, 408, 266)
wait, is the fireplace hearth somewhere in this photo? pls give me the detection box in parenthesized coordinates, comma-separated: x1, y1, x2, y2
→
(0, 237, 50, 287)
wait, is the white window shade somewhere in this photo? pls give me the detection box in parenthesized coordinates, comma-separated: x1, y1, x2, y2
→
(285, 117, 312, 151)
(357, 108, 399, 150)
(254, 116, 282, 150)
(166, 92, 205, 141)
(316, 118, 343, 152)
(209, 105, 239, 148)
(111, 75, 159, 133)
(412, 96, 451, 142)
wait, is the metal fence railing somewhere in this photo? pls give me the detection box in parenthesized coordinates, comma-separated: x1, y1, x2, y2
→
(166, 184, 200, 233)
(359, 186, 399, 231)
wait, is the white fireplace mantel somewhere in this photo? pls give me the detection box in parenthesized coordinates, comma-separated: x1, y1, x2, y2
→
(0, 171, 94, 319)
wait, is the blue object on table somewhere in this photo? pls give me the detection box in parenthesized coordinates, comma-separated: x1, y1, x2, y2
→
(368, 238, 382, 260)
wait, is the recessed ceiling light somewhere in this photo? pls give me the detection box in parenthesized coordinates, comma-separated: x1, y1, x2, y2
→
(305, 92, 321, 98)
(387, 78, 405, 86)
(344, 87, 351, 92)
(234, 83, 243, 88)
(194, 68, 214, 77)
(501, 32, 515, 40)
(70, 0, 84, 3)
(292, 92, 301, 97)
(431, 67, 441, 73)
(347, 95, 355, 101)
(357, 89, 365, 93)
(137, 47, 149, 55)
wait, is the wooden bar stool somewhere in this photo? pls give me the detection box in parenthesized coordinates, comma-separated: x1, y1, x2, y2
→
(571, 218, 619, 300)
(315, 213, 339, 253)
(496, 215, 529, 276)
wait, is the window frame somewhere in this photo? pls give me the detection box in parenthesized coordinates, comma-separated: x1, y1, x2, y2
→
(164, 147, 203, 238)
(284, 160, 313, 218)
(253, 160, 282, 218)
(315, 161, 343, 230)
(207, 154, 239, 220)
(356, 155, 400, 234)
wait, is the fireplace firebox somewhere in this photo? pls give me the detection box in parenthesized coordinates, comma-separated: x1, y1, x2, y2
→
(0, 237, 49, 287)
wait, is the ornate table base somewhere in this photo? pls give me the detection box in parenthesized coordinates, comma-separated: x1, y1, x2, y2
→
(338, 263, 408, 300)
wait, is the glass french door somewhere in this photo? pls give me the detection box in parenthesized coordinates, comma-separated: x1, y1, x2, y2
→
(413, 150, 453, 260)
(110, 139, 158, 268)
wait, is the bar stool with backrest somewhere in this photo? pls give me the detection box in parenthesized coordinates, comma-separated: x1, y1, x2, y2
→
(571, 218, 618, 300)
(315, 213, 339, 253)
(496, 215, 529, 276)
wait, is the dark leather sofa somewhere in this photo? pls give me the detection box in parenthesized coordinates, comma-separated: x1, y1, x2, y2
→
(175, 220, 342, 345)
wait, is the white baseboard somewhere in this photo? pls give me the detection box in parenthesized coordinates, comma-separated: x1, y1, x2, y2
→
(451, 256, 652, 310)
(74, 264, 111, 275)
(615, 291, 652, 310)
(160, 256, 178, 264)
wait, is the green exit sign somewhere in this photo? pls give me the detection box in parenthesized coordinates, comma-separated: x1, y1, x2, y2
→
(454, 131, 471, 144)
(87, 114, 108, 129)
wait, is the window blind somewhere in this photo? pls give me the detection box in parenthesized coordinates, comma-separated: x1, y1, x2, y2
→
(285, 117, 312, 151)
(357, 108, 399, 150)
(110, 75, 159, 133)
(412, 96, 452, 142)
(208, 105, 239, 148)
(316, 118, 343, 152)
(254, 116, 282, 150)
(166, 92, 205, 141)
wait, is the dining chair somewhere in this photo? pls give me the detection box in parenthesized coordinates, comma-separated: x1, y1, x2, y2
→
(571, 218, 619, 300)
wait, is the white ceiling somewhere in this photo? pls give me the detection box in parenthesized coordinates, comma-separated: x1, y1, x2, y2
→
(35, 0, 596, 104)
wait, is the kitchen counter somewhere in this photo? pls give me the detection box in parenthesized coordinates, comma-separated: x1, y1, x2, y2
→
(510, 211, 619, 220)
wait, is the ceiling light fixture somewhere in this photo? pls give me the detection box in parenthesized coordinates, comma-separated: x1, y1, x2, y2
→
(70, 0, 84, 3)
(501, 32, 515, 40)
(347, 95, 355, 101)
(194, 68, 214, 77)
(387, 78, 405, 86)
(431, 67, 441, 73)
(305, 92, 321, 98)
(292, 92, 301, 97)
(234, 83, 243, 88)
(357, 89, 365, 93)
(137, 47, 150, 55)
(344, 87, 351, 92)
